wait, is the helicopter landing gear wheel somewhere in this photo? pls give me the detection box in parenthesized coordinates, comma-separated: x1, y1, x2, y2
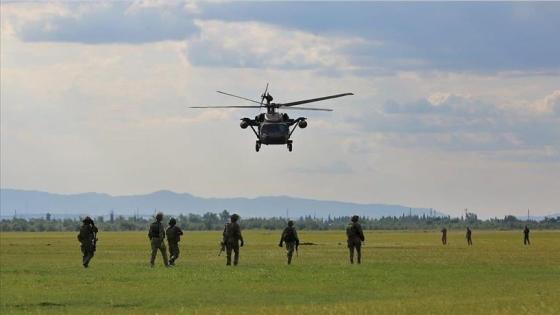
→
(287, 142, 293, 152)
(255, 141, 261, 152)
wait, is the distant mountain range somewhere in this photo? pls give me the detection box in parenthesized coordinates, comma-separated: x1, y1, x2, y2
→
(0, 189, 445, 219)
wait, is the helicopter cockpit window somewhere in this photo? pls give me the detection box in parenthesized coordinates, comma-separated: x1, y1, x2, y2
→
(261, 124, 288, 134)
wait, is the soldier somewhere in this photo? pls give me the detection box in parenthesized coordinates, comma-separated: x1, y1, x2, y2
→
(77, 216, 98, 268)
(278, 220, 300, 265)
(523, 225, 530, 245)
(148, 212, 169, 267)
(166, 218, 184, 266)
(346, 215, 365, 264)
(441, 227, 448, 245)
(223, 213, 244, 266)
(466, 227, 473, 246)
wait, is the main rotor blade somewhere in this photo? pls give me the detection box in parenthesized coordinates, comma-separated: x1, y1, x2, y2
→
(281, 106, 333, 111)
(217, 91, 262, 104)
(189, 106, 263, 109)
(260, 83, 269, 107)
(278, 93, 354, 107)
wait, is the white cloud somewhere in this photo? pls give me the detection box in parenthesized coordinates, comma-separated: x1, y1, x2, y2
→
(530, 90, 560, 115)
(0, 2, 70, 37)
(186, 19, 368, 70)
(350, 92, 560, 162)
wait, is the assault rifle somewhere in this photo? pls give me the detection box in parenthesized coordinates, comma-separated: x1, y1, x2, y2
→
(218, 241, 225, 256)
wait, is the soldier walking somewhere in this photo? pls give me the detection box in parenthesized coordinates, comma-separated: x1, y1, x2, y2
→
(279, 220, 300, 265)
(223, 214, 244, 266)
(441, 227, 448, 245)
(346, 215, 365, 264)
(523, 225, 531, 245)
(466, 227, 473, 246)
(77, 216, 98, 268)
(148, 212, 169, 267)
(166, 218, 184, 266)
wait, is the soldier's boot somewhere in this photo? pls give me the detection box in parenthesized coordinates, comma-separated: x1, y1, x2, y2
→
(150, 249, 157, 267)
(288, 254, 292, 265)
(357, 252, 361, 264)
(234, 254, 239, 266)
(226, 255, 231, 266)
(83, 253, 92, 268)
(161, 249, 169, 267)
(349, 249, 354, 264)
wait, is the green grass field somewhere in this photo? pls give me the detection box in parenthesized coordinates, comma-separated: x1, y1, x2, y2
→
(1, 230, 559, 314)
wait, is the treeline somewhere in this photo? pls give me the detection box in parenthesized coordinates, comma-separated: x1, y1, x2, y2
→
(1, 210, 559, 232)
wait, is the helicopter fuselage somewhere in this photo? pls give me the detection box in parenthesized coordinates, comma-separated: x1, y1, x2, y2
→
(240, 112, 307, 151)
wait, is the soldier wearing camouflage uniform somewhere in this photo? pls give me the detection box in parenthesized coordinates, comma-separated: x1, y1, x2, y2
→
(148, 212, 169, 267)
(523, 225, 530, 245)
(223, 214, 244, 266)
(279, 220, 300, 265)
(441, 227, 448, 245)
(77, 216, 98, 268)
(346, 215, 365, 264)
(166, 218, 184, 266)
(466, 227, 473, 246)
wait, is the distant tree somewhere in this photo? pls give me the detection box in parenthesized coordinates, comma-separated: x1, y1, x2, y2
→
(220, 210, 230, 222)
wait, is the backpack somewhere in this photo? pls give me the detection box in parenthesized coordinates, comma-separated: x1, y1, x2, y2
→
(150, 222, 164, 238)
(346, 223, 359, 238)
(284, 226, 296, 242)
(224, 223, 236, 240)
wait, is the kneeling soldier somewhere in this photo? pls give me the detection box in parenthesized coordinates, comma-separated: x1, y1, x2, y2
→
(279, 220, 300, 264)
(223, 214, 244, 266)
(346, 215, 365, 264)
(77, 216, 98, 268)
(148, 212, 169, 267)
(166, 218, 184, 266)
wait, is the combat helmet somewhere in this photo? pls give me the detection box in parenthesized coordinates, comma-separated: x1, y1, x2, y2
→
(155, 212, 164, 221)
(169, 217, 177, 226)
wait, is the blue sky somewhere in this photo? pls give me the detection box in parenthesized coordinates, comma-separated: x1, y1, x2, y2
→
(1, 1, 559, 217)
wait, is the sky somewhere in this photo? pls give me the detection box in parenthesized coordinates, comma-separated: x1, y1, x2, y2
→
(1, 1, 559, 218)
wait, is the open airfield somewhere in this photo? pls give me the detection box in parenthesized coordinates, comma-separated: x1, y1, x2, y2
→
(1, 230, 559, 314)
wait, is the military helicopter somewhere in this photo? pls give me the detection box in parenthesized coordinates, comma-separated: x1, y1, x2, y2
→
(190, 84, 353, 152)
